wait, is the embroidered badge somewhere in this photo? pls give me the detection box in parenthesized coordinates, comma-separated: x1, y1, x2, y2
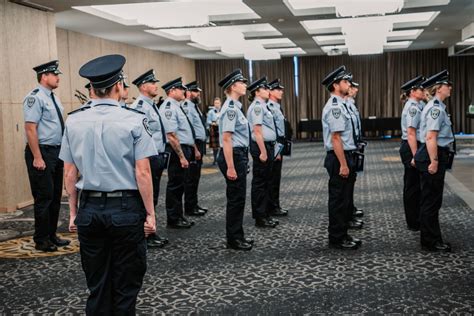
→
(142, 118, 152, 136)
(331, 108, 341, 119)
(431, 108, 440, 119)
(27, 97, 35, 108)
(409, 107, 417, 117)
(227, 109, 236, 121)
(165, 110, 172, 120)
(254, 107, 262, 116)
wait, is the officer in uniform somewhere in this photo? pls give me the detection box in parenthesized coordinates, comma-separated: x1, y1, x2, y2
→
(415, 70, 455, 252)
(182, 81, 209, 216)
(217, 69, 253, 250)
(60, 54, 157, 314)
(267, 79, 288, 217)
(207, 97, 222, 164)
(399, 75, 425, 231)
(130, 69, 169, 248)
(321, 66, 361, 250)
(120, 78, 130, 107)
(247, 76, 279, 228)
(345, 80, 365, 221)
(23, 60, 70, 252)
(159, 77, 199, 229)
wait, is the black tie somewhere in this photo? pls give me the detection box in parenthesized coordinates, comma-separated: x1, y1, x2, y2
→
(51, 92, 64, 135)
(180, 105, 196, 140)
(152, 102, 167, 144)
(342, 103, 357, 144)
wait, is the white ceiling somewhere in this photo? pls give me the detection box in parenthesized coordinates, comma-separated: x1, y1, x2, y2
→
(13, 0, 474, 59)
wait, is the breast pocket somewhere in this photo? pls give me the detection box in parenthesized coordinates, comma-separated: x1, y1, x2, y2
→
(42, 103, 55, 120)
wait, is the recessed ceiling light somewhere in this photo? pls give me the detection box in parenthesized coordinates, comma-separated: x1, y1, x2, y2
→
(278, 18, 285, 22)
(434, 27, 439, 31)
(441, 40, 445, 44)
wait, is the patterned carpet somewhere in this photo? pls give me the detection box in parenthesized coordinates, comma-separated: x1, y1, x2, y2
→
(1, 141, 473, 314)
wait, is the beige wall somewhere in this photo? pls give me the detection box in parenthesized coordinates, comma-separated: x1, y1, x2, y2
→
(0, 2, 195, 212)
(56, 28, 196, 113)
(0, 0, 57, 212)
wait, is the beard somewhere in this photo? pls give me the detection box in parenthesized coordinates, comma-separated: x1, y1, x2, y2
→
(191, 97, 200, 104)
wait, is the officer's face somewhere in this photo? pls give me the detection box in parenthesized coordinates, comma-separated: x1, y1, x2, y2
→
(270, 88, 283, 100)
(213, 99, 221, 108)
(438, 84, 451, 98)
(336, 80, 350, 95)
(170, 87, 185, 101)
(256, 87, 270, 100)
(144, 82, 159, 97)
(412, 88, 424, 100)
(191, 91, 201, 102)
(121, 87, 129, 100)
(232, 81, 247, 96)
(44, 73, 60, 89)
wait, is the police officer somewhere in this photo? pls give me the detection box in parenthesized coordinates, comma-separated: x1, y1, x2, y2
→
(321, 66, 361, 250)
(399, 75, 426, 231)
(345, 80, 365, 221)
(207, 97, 222, 164)
(23, 60, 70, 252)
(159, 77, 199, 229)
(182, 81, 209, 216)
(130, 69, 169, 248)
(60, 54, 157, 314)
(247, 76, 279, 228)
(267, 79, 288, 217)
(120, 78, 130, 107)
(415, 70, 455, 252)
(217, 69, 253, 250)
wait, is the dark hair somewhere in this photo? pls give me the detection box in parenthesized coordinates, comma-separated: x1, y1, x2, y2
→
(37, 73, 44, 83)
(328, 79, 342, 92)
(248, 90, 256, 102)
(400, 92, 409, 105)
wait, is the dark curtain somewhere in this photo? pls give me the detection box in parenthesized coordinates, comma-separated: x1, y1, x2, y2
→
(195, 49, 474, 135)
(299, 49, 474, 134)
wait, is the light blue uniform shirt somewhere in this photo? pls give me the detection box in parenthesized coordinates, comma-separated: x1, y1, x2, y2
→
(59, 99, 157, 191)
(159, 97, 195, 146)
(267, 100, 285, 137)
(346, 97, 361, 139)
(181, 99, 206, 141)
(130, 94, 166, 153)
(401, 98, 424, 141)
(206, 107, 219, 128)
(322, 95, 357, 151)
(247, 98, 277, 142)
(219, 98, 249, 148)
(23, 85, 64, 146)
(419, 97, 454, 147)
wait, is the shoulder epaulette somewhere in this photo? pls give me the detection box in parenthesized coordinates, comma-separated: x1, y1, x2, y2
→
(123, 107, 145, 115)
(183, 101, 188, 106)
(411, 102, 417, 107)
(332, 97, 338, 105)
(255, 100, 260, 105)
(68, 106, 91, 115)
(138, 100, 144, 106)
(434, 99, 440, 106)
(165, 101, 171, 108)
(229, 100, 234, 107)
(30, 89, 39, 96)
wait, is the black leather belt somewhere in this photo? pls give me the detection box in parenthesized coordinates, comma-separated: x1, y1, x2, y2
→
(39, 144, 61, 149)
(264, 141, 276, 146)
(82, 190, 140, 198)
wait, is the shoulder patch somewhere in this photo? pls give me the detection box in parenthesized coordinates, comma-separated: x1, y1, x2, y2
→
(227, 109, 236, 121)
(165, 110, 173, 120)
(408, 106, 417, 117)
(68, 106, 91, 115)
(331, 108, 342, 119)
(142, 118, 152, 137)
(254, 106, 262, 116)
(430, 108, 440, 119)
(332, 97, 338, 105)
(138, 100, 144, 106)
(26, 96, 36, 108)
(85, 100, 92, 106)
(123, 107, 145, 115)
(30, 88, 39, 96)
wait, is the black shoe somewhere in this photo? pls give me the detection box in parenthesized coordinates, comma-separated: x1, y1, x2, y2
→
(156, 235, 169, 244)
(181, 216, 195, 226)
(167, 218, 193, 229)
(35, 241, 58, 252)
(227, 239, 252, 251)
(353, 208, 364, 217)
(268, 217, 279, 225)
(329, 239, 359, 250)
(185, 208, 206, 216)
(348, 220, 363, 229)
(50, 235, 70, 247)
(345, 235, 362, 246)
(422, 241, 451, 252)
(243, 238, 254, 245)
(255, 218, 277, 228)
(197, 205, 209, 213)
(147, 238, 165, 248)
(270, 208, 288, 217)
